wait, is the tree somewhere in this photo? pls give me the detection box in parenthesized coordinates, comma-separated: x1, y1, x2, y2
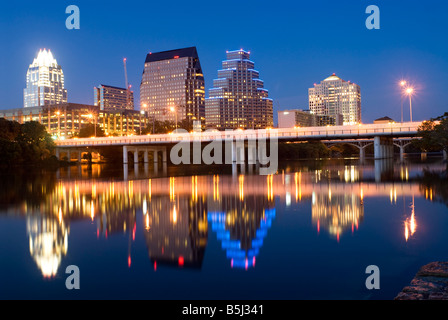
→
(142, 120, 175, 134)
(18, 121, 55, 161)
(414, 112, 448, 175)
(77, 124, 105, 138)
(414, 112, 448, 154)
(142, 118, 196, 135)
(0, 118, 21, 141)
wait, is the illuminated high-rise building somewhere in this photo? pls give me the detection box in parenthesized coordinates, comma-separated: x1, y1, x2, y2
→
(205, 49, 273, 130)
(140, 47, 205, 128)
(309, 74, 361, 125)
(94, 84, 134, 111)
(24, 49, 67, 108)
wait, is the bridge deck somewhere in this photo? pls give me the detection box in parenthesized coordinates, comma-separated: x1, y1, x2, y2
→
(55, 122, 422, 148)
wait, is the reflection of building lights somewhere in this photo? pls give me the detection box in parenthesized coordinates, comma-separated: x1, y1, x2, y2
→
(208, 209, 276, 270)
(27, 216, 68, 278)
(267, 175, 274, 201)
(143, 198, 147, 214)
(178, 256, 184, 267)
(295, 172, 302, 202)
(170, 177, 175, 201)
(405, 221, 409, 242)
(192, 176, 198, 202)
(172, 205, 177, 224)
(239, 175, 244, 201)
(90, 202, 95, 221)
(312, 192, 364, 240)
(286, 192, 291, 207)
(404, 196, 417, 242)
(145, 214, 150, 230)
(213, 175, 220, 201)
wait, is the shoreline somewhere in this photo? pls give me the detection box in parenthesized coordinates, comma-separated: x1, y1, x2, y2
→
(395, 262, 448, 300)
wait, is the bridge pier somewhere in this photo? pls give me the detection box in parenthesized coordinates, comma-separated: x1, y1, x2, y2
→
(231, 140, 245, 164)
(375, 159, 394, 182)
(123, 146, 128, 164)
(443, 150, 447, 160)
(374, 136, 394, 160)
(247, 141, 258, 165)
(123, 145, 167, 166)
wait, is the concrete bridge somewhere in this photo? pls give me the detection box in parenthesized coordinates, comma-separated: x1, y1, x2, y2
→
(54, 121, 424, 164)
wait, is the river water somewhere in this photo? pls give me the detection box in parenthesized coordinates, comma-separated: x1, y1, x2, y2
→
(0, 157, 447, 300)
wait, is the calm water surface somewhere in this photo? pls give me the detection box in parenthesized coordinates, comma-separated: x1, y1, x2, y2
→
(0, 158, 447, 300)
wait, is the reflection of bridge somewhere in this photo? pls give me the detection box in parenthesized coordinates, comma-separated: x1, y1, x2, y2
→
(54, 122, 422, 165)
(53, 174, 423, 200)
(16, 165, 437, 276)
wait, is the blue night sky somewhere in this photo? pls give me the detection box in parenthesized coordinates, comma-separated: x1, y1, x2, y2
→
(1, 0, 447, 124)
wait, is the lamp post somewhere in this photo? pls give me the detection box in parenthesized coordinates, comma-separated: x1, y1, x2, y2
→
(399, 81, 406, 123)
(406, 87, 414, 123)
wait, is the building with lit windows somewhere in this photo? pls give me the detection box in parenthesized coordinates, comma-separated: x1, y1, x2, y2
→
(278, 109, 342, 128)
(140, 47, 205, 128)
(205, 49, 273, 130)
(0, 103, 149, 138)
(24, 49, 68, 108)
(309, 74, 361, 125)
(94, 84, 134, 111)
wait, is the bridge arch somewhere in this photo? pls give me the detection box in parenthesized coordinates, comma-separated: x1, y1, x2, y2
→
(324, 141, 373, 159)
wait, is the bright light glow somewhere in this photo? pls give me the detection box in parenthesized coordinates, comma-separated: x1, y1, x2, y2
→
(400, 80, 407, 87)
(172, 205, 177, 224)
(406, 87, 414, 95)
(31, 49, 58, 68)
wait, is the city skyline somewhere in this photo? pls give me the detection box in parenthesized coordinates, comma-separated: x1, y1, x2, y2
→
(1, 1, 448, 125)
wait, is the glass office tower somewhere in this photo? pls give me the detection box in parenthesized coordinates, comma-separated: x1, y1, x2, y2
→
(205, 49, 273, 130)
(24, 49, 67, 108)
(140, 47, 205, 128)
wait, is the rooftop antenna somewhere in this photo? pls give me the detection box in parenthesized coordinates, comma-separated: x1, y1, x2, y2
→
(123, 58, 132, 109)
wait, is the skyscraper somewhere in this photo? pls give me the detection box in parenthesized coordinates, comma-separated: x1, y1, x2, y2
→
(94, 84, 134, 110)
(309, 74, 361, 125)
(24, 49, 67, 108)
(205, 49, 273, 130)
(140, 47, 205, 128)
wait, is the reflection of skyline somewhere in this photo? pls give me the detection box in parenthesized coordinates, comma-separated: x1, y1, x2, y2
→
(404, 195, 418, 242)
(3, 162, 439, 276)
(207, 184, 276, 269)
(143, 193, 208, 269)
(208, 208, 275, 270)
(311, 192, 364, 241)
(27, 214, 68, 278)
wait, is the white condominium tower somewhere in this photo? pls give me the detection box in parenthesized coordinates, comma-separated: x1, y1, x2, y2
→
(24, 49, 67, 108)
(309, 74, 361, 125)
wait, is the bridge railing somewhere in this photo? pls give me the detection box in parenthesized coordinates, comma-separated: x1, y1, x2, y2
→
(55, 122, 422, 148)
